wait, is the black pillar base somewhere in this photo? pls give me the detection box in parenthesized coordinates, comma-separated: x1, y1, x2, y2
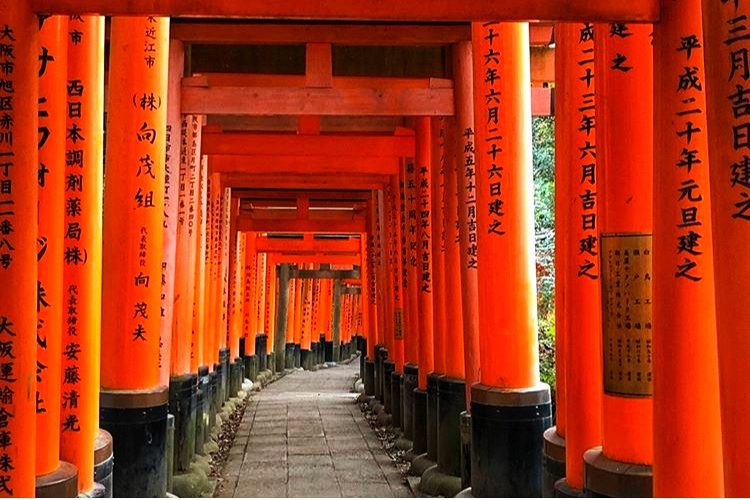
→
(100, 388, 169, 497)
(268, 352, 276, 374)
(213, 360, 224, 410)
(364, 358, 376, 396)
(219, 348, 230, 403)
(310, 342, 318, 368)
(324, 340, 334, 362)
(209, 371, 219, 431)
(285, 343, 295, 369)
(35, 460, 78, 498)
(93, 429, 114, 498)
(168, 373, 198, 473)
(459, 410, 472, 490)
(383, 360, 395, 414)
(543, 426, 566, 498)
(195, 366, 209, 454)
(359, 337, 367, 378)
(554, 478, 583, 498)
(437, 376, 466, 478)
(470, 383, 552, 497)
(413, 388, 428, 455)
(294, 343, 301, 368)
(374, 345, 387, 402)
(244, 354, 258, 382)
(402, 363, 418, 440)
(333, 341, 341, 362)
(583, 447, 652, 497)
(301, 349, 312, 370)
(426, 372, 443, 461)
(256, 336, 268, 371)
(391, 371, 403, 431)
(230, 358, 243, 397)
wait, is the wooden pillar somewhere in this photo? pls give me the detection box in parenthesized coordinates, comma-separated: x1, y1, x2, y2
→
(366, 199, 380, 359)
(202, 174, 216, 373)
(552, 23, 602, 495)
(401, 157, 421, 440)
(415, 117, 435, 391)
(425, 117, 446, 463)
(227, 205, 244, 391)
(302, 274, 313, 352)
(242, 234, 257, 356)
(35, 14, 78, 497)
(654, 2, 724, 495)
(432, 117, 467, 484)
(403, 158, 421, 368)
(0, 1, 38, 496)
(469, 22, 550, 498)
(584, 22, 653, 497)
(452, 41, 481, 411)
(192, 155, 208, 373)
(255, 252, 267, 367)
(216, 187, 231, 401)
(397, 164, 412, 370)
(100, 16, 170, 497)
(160, 39, 183, 388)
(173, 115, 201, 377)
(430, 118, 447, 378)
(550, 22, 570, 492)
(264, 255, 276, 361)
(388, 174, 405, 371)
(60, 15, 104, 496)
(274, 264, 291, 372)
(410, 116, 434, 456)
(375, 190, 387, 363)
(442, 118, 465, 382)
(702, 0, 750, 495)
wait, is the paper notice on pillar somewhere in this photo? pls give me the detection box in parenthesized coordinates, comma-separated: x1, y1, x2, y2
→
(600, 233, 653, 397)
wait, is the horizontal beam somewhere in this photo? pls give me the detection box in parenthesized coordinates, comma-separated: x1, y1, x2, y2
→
(202, 132, 415, 157)
(246, 208, 364, 221)
(185, 74, 453, 89)
(255, 236, 361, 254)
(220, 172, 390, 190)
(267, 253, 362, 266)
(238, 216, 367, 233)
(171, 22, 470, 45)
(32, 0, 659, 22)
(182, 86, 454, 116)
(290, 267, 361, 279)
(211, 155, 401, 176)
(233, 189, 372, 202)
(208, 115, 406, 134)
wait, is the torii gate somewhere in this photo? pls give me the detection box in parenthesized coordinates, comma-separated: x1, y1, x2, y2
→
(1, 0, 744, 499)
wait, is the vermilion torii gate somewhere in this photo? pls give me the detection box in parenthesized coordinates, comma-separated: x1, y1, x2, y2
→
(0, 0, 746, 498)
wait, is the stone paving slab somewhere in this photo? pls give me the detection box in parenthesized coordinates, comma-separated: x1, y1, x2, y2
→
(215, 358, 413, 498)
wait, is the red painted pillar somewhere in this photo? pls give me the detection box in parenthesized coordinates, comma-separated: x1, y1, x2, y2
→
(552, 23, 602, 496)
(60, 16, 105, 495)
(160, 39, 183, 389)
(469, 22, 550, 497)
(697, 0, 750, 494)
(584, 22, 654, 497)
(100, 16, 170, 497)
(35, 15, 79, 497)
(452, 41, 481, 414)
(0, 1, 38, 496)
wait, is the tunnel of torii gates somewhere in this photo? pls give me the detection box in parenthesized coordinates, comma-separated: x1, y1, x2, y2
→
(3, 0, 750, 498)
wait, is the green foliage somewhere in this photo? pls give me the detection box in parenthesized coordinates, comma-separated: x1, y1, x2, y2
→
(532, 116, 556, 393)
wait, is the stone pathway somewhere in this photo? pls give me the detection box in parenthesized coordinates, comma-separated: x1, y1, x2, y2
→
(216, 361, 413, 498)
